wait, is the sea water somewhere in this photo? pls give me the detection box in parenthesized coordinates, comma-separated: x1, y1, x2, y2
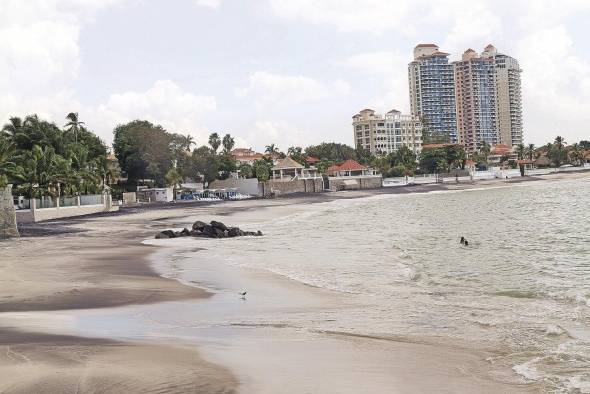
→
(167, 178, 590, 392)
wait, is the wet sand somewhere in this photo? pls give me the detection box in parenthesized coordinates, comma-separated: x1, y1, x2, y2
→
(2, 172, 586, 393)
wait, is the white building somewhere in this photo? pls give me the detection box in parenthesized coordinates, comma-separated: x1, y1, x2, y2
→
(352, 109, 422, 156)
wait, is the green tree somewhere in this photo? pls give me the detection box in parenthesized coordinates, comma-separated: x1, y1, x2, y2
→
(64, 112, 85, 143)
(526, 144, 536, 160)
(304, 142, 356, 162)
(515, 143, 526, 160)
(265, 143, 280, 156)
(479, 140, 491, 163)
(568, 143, 585, 166)
(113, 120, 173, 187)
(165, 167, 183, 194)
(548, 136, 567, 167)
(238, 163, 253, 178)
(252, 158, 272, 181)
(0, 137, 21, 187)
(222, 134, 235, 154)
(208, 133, 221, 154)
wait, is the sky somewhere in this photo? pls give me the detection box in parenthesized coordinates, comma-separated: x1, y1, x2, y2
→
(1, 0, 589, 151)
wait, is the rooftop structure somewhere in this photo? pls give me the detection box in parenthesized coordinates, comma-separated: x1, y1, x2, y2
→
(408, 44, 457, 143)
(271, 157, 319, 180)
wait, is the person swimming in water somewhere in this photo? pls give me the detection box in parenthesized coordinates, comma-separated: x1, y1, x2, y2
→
(460, 236, 465, 244)
(464, 240, 469, 246)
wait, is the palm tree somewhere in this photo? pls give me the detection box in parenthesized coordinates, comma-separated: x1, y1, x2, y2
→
(479, 140, 491, 163)
(222, 134, 235, 154)
(265, 144, 279, 156)
(208, 133, 221, 153)
(526, 143, 536, 160)
(568, 143, 585, 166)
(1, 117, 23, 139)
(554, 136, 566, 149)
(165, 167, 183, 199)
(183, 135, 195, 152)
(64, 112, 85, 143)
(515, 143, 525, 160)
(550, 136, 567, 167)
(0, 138, 21, 187)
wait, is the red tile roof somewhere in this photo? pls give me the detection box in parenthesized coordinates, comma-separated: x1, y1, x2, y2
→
(305, 156, 320, 163)
(330, 159, 367, 172)
(416, 44, 438, 48)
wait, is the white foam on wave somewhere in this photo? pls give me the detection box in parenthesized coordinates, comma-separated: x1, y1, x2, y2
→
(512, 357, 542, 381)
(566, 376, 590, 393)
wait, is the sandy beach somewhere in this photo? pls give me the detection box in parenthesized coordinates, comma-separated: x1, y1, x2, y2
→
(2, 172, 587, 393)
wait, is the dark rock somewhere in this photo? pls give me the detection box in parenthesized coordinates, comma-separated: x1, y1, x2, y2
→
(155, 230, 176, 239)
(212, 227, 226, 238)
(192, 221, 208, 231)
(202, 225, 216, 237)
(256, 230, 263, 236)
(179, 228, 191, 236)
(210, 221, 228, 231)
(227, 227, 240, 237)
(189, 229, 202, 236)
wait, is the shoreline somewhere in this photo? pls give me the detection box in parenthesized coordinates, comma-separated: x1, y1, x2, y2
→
(2, 172, 586, 392)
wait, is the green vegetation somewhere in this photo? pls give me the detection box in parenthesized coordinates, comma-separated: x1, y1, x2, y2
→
(1, 114, 107, 197)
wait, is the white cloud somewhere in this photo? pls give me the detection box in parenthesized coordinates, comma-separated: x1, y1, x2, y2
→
(244, 121, 308, 152)
(87, 80, 217, 144)
(236, 71, 350, 107)
(338, 51, 411, 112)
(0, 0, 125, 139)
(194, 0, 221, 9)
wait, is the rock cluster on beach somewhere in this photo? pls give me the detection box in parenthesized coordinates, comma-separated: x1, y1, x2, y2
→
(155, 220, 263, 239)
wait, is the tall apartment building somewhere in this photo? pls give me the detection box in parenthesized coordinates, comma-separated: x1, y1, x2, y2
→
(352, 109, 422, 156)
(453, 48, 498, 152)
(454, 45, 523, 152)
(408, 44, 457, 143)
(486, 45, 523, 147)
(407, 43, 523, 153)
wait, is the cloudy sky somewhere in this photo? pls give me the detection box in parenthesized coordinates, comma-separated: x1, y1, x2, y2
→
(1, 0, 589, 151)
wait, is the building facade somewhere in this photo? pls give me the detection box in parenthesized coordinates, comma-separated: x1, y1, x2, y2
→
(408, 44, 457, 143)
(454, 48, 498, 152)
(407, 43, 523, 153)
(489, 46, 523, 147)
(352, 109, 422, 156)
(453, 45, 523, 152)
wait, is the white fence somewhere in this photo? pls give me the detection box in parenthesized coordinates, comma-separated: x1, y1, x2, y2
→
(16, 194, 118, 223)
(383, 164, 590, 187)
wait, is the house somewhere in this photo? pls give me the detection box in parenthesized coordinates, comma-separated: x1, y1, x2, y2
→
(326, 159, 376, 177)
(517, 159, 534, 171)
(231, 148, 265, 165)
(305, 156, 320, 166)
(271, 157, 320, 180)
(136, 187, 174, 202)
(325, 160, 382, 191)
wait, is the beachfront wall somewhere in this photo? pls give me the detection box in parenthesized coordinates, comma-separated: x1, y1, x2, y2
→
(16, 194, 118, 223)
(261, 178, 323, 197)
(209, 178, 261, 196)
(0, 185, 19, 238)
(328, 176, 383, 191)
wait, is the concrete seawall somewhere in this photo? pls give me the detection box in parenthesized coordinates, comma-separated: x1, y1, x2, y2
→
(0, 185, 19, 238)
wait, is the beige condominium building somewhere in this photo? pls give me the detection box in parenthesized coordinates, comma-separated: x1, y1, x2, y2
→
(453, 45, 523, 152)
(352, 109, 422, 156)
(485, 45, 523, 147)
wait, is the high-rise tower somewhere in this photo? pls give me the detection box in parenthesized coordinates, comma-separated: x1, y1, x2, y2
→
(408, 44, 457, 143)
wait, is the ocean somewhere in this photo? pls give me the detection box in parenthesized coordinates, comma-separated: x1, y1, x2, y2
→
(172, 177, 590, 392)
